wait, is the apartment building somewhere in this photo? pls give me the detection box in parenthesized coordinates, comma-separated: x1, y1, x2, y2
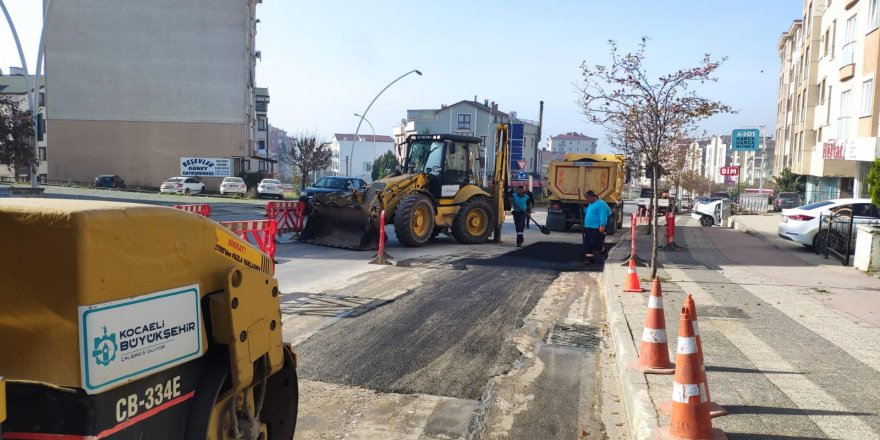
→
(44, 0, 268, 189)
(547, 133, 598, 155)
(394, 98, 541, 180)
(777, 0, 880, 201)
(330, 134, 395, 182)
(0, 73, 47, 183)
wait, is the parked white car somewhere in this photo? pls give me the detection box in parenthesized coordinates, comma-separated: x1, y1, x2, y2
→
(219, 177, 247, 196)
(160, 177, 206, 194)
(257, 179, 284, 199)
(777, 198, 879, 248)
(690, 197, 726, 227)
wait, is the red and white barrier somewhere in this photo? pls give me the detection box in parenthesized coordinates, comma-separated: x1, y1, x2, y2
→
(266, 200, 305, 243)
(173, 204, 211, 217)
(220, 219, 278, 270)
(369, 209, 392, 265)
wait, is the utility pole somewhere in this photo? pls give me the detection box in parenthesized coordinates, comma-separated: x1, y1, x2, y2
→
(535, 101, 543, 176)
(759, 125, 767, 190)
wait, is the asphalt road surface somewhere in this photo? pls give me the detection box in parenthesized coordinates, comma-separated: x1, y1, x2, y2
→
(293, 242, 625, 439)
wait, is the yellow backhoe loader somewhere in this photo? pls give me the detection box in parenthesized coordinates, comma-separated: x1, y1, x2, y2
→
(300, 124, 510, 250)
(0, 200, 298, 439)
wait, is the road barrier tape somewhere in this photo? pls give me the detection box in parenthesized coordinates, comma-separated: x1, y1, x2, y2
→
(172, 204, 211, 217)
(266, 201, 305, 243)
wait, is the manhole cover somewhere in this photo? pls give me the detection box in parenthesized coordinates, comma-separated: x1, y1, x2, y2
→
(546, 323, 600, 349)
(698, 306, 751, 320)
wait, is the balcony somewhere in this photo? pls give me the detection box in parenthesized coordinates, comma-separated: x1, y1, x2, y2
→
(839, 41, 856, 81)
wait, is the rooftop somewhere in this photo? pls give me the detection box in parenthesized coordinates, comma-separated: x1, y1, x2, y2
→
(551, 132, 596, 141)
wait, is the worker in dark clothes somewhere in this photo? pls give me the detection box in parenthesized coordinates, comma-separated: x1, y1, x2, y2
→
(509, 185, 534, 247)
(583, 190, 611, 265)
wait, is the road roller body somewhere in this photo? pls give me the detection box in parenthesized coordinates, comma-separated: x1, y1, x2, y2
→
(0, 199, 297, 439)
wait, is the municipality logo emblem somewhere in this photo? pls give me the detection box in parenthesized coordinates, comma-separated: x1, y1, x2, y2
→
(92, 326, 117, 366)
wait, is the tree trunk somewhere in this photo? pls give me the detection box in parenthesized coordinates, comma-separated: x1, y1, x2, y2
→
(301, 169, 308, 192)
(650, 169, 659, 279)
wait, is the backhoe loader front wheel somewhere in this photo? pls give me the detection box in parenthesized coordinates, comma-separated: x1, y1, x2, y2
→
(395, 194, 435, 247)
(452, 197, 494, 244)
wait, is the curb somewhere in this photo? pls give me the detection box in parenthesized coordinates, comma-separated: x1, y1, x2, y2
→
(602, 238, 658, 440)
(730, 215, 771, 243)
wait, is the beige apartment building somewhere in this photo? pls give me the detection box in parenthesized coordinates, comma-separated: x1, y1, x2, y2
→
(776, 0, 880, 202)
(44, 0, 271, 189)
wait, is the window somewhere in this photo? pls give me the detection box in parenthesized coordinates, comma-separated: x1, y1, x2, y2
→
(36, 114, 44, 141)
(832, 19, 837, 58)
(38, 147, 46, 161)
(244, 160, 251, 171)
(870, 0, 880, 30)
(258, 140, 266, 150)
(838, 89, 852, 139)
(820, 78, 826, 104)
(259, 161, 267, 172)
(862, 78, 874, 116)
(842, 15, 857, 67)
(258, 117, 267, 131)
(457, 113, 471, 130)
(827, 85, 833, 124)
(38, 92, 45, 107)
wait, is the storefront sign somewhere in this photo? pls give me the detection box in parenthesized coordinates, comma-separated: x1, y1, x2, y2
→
(179, 157, 232, 177)
(822, 138, 878, 162)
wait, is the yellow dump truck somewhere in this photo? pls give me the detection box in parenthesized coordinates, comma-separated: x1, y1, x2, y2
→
(0, 200, 298, 439)
(545, 153, 625, 233)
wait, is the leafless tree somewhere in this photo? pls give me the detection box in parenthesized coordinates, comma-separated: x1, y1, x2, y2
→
(281, 132, 332, 191)
(577, 38, 733, 277)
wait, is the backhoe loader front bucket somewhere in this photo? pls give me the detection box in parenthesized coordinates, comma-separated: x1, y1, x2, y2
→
(299, 192, 381, 250)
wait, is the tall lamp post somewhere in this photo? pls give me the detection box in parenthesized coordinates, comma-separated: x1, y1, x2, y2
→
(349, 69, 421, 175)
(354, 113, 376, 179)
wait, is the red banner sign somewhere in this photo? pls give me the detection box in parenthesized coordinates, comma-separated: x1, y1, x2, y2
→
(720, 166, 739, 177)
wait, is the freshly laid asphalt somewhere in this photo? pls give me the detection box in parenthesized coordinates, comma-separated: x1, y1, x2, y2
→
(604, 213, 880, 439)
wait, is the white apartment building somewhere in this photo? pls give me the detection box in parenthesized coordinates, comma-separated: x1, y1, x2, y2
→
(777, 0, 880, 202)
(547, 133, 598, 154)
(330, 134, 395, 182)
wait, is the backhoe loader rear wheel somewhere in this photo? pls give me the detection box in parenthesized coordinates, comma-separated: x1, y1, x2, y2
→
(452, 197, 494, 244)
(395, 193, 435, 247)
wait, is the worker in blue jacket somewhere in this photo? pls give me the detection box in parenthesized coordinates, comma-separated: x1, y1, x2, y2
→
(583, 190, 611, 265)
(508, 185, 534, 247)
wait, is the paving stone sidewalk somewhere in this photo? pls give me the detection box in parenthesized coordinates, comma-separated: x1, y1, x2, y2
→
(603, 214, 880, 440)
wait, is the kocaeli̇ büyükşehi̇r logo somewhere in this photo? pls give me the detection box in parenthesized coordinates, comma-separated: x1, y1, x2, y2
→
(92, 326, 118, 367)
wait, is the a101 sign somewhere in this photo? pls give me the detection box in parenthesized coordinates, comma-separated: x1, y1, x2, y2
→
(731, 129, 760, 151)
(720, 166, 739, 177)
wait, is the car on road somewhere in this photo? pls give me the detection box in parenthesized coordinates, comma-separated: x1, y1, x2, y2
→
(778, 198, 880, 248)
(300, 176, 367, 200)
(257, 178, 284, 199)
(773, 192, 801, 211)
(94, 174, 125, 189)
(160, 177, 206, 195)
(219, 176, 247, 196)
(691, 197, 726, 227)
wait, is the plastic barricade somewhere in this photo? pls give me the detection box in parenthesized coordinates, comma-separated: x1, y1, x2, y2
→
(172, 204, 211, 218)
(220, 219, 278, 271)
(265, 201, 305, 243)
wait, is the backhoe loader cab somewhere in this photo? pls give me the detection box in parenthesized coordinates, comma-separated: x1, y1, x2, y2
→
(403, 134, 482, 196)
(300, 129, 509, 250)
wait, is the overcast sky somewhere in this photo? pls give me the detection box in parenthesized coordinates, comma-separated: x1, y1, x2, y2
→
(1, 1, 801, 152)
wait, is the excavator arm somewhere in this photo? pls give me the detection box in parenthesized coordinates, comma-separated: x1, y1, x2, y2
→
(492, 124, 510, 240)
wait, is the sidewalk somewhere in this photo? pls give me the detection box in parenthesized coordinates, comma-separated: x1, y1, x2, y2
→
(602, 214, 880, 439)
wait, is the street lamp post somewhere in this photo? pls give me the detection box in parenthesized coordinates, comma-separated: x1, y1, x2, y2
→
(1, 0, 53, 188)
(349, 69, 422, 175)
(354, 113, 376, 179)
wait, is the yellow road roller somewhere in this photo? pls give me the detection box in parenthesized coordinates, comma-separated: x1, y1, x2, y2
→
(0, 199, 297, 439)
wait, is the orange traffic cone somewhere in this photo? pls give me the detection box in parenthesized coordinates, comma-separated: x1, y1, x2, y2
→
(657, 309, 727, 440)
(627, 278, 674, 374)
(622, 258, 644, 292)
(659, 295, 728, 418)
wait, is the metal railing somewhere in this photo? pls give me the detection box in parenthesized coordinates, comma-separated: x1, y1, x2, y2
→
(816, 208, 880, 265)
